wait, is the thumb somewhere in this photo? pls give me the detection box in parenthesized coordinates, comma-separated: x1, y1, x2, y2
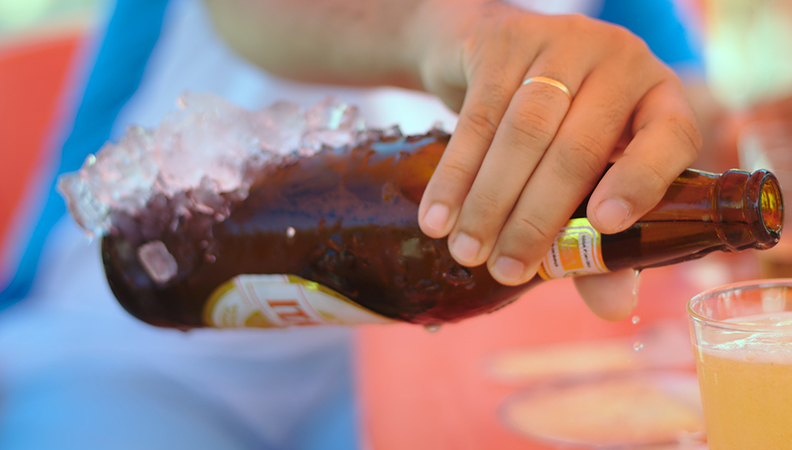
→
(573, 269, 639, 321)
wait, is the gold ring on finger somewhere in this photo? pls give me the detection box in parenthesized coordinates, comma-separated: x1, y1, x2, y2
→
(522, 76, 573, 102)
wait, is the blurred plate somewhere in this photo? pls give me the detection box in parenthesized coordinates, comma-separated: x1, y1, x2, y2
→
(486, 322, 693, 384)
(499, 370, 705, 449)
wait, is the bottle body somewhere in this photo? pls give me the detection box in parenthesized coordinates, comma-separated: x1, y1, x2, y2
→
(101, 131, 783, 329)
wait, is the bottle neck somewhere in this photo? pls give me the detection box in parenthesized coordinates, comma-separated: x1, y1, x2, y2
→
(595, 168, 784, 274)
(635, 168, 783, 251)
(715, 168, 783, 250)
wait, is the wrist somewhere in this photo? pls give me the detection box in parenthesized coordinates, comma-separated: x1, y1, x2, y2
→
(401, 0, 486, 91)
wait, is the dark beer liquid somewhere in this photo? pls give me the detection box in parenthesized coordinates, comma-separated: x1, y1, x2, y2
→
(102, 131, 783, 329)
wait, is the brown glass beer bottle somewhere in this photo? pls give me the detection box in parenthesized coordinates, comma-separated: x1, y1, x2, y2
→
(101, 130, 784, 329)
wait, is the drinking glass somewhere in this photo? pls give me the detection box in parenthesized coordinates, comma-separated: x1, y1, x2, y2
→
(688, 279, 792, 449)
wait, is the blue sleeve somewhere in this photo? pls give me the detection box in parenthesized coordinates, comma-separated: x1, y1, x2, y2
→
(0, 0, 170, 308)
(598, 0, 704, 70)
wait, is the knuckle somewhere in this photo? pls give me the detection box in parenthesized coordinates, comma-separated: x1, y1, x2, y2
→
(557, 134, 607, 180)
(608, 24, 640, 48)
(594, 97, 630, 134)
(561, 13, 590, 32)
(626, 33, 650, 56)
(512, 214, 552, 243)
(440, 157, 478, 183)
(496, 13, 526, 40)
(490, 11, 537, 45)
(462, 102, 503, 143)
(469, 191, 503, 216)
(637, 161, 671, 196)
(668, 113, 703, 161)
(507, 108, 556, 147)
(493, 213, 556, 269)
(657, 65, 680, 84)
(605, 24, 653, 62)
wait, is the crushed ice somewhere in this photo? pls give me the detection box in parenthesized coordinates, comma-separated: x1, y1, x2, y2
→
(57, 93, 380, 284)
(58, 93, 368, 236)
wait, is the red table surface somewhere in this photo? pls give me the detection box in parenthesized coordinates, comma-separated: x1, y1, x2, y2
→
(356, 254, 756, 450)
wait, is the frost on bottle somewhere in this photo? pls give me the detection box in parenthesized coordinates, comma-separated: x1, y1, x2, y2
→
(58, 94, 784, 330)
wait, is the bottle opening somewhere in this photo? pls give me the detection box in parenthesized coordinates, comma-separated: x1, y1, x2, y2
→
(759, 172, 784, 245)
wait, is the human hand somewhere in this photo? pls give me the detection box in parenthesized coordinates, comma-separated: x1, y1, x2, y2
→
(409, 1, 702, 320)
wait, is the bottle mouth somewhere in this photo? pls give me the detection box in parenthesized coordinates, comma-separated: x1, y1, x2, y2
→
(751, 170, 784, 249)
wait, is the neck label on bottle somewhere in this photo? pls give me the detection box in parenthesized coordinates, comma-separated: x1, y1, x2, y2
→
(204, 274, 395, 328)
(537, 218, 609, 280)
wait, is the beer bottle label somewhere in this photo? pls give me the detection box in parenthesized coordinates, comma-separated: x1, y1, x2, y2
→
(203, 274, 395, 328)
(537, 218, 609, 280)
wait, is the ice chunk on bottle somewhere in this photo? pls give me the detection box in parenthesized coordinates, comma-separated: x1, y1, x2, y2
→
(137, 241, 178, 284)
(301, 97, 365, 151)
(57, 93, 367, 238)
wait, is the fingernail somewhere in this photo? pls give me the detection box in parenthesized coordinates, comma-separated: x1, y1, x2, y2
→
(423, 203, 450, 233)
(451, 233, 481, 264)
(491, 256, 525, 284)
(595, 198, 631, 233)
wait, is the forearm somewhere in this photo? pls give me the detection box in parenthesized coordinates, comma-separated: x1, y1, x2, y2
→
(202, 0, 442, 89)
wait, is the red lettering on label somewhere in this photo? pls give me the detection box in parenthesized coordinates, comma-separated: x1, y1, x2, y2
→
(267, 300, 320, 325)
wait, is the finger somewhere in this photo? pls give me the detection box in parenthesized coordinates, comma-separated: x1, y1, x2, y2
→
(447, 70, 579, 267)
(587, 79, 702, 234)
(417, 34, 538, 239)
(573, 269, 639, 321)
(485, 63, 651, 284)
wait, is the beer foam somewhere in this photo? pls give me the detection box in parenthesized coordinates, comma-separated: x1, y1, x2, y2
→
(695, 312, 792, 364)
(57, 93, 368, 237)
